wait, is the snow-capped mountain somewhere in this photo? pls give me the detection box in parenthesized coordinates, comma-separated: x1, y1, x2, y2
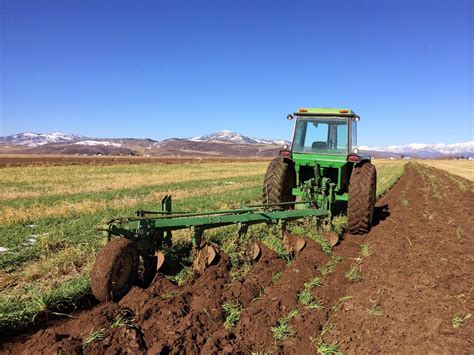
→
(360, 141, 474, 158)
(0, 131, 288, 157)
(1, 131, 472, 158)
(191, 130, 290, 146)
(74, 140, 122, 147)
(0, 132, 83, 146)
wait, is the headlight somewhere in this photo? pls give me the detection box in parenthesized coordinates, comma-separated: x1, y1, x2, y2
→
(352, 148, 359, 154)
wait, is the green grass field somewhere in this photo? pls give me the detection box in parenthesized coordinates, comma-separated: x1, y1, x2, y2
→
(0, 160, 405, 330)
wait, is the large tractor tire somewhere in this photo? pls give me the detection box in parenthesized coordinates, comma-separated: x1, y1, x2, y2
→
(262, 157, 296, 208)
(91, 238, 139, 302)
(348, 162, 377, 234)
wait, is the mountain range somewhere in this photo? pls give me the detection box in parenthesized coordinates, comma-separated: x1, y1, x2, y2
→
(0, 131, 472, 158)
(359, 142, 474, 159)
(0, 131, 289, 157)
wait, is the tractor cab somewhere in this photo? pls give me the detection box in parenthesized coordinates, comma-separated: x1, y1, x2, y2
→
(290, 108, 358, 156)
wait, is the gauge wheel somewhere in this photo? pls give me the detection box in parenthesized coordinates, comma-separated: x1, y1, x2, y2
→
(91, 238, 139, 302)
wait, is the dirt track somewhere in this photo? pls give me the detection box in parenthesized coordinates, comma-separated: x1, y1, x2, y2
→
(1, 163, 473, 353)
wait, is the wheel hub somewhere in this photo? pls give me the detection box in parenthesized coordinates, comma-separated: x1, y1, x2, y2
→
(111, 253, 133, 291)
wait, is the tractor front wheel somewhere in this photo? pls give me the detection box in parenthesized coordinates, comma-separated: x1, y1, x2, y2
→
(91, 238, 139, 302)
(347, 162, 377, 234)
(262, 157, 296, 207)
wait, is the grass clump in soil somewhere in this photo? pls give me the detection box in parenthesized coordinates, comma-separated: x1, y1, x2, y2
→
(366, 289, 385, 316)
(260, 232, 291, 261)
(331, 215, 348, 236)
(316, 341, 343, 355)
(359, 243, 370, 258)
(82, 328, 107, 348)
(299, 289, 324, 310)
(271, 309, 299, 341)
(332, 295, 353, 312)
(271, 271, 282, 283)
(345, 265, 362, 283)
(298, 277, 324, 310)
(111, 309, 135, 329)
(452, 313, 471, 329)
(298, 276, 324, 310)
(367, 304, 384, 317)
(82, 309, 136, 348)
(168, 267, 193, 285)
(161, 291, 177, 300)
(222, 300, 242, 330)
(366, 299, 384, 316)
(319, 255, 343, 276)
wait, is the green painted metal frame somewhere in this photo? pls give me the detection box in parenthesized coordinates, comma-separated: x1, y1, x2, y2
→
(292, 152, 349, 199)
(97, 195, 329, 256)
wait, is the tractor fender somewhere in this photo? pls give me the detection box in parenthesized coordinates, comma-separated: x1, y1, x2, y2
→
(346, 154, 371, 165)
(275, 154, 295, 165)
(279, 149, 292, 159)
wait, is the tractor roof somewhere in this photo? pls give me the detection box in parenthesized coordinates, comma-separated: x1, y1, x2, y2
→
(294, 108, 356, 116)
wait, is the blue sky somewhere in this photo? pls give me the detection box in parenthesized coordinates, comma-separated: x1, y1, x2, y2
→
(1, 0, 472, 146)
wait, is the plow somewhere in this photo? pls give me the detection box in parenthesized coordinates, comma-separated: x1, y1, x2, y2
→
(91, 107, 377, 302)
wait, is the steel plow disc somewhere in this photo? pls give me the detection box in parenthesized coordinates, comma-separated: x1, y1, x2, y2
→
(155, 251, 166, 271)
(294, 237, 306, 253)
(322, 231, 339, 248)
(206, 245, 217, 265)
(193, 244, 219, 273)
(283, 231, 307, 255)
(252, 242, 262, 261)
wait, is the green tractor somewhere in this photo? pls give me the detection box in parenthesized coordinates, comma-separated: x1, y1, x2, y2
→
(90, 107, 376, 302)
(263, 108, 377, 234)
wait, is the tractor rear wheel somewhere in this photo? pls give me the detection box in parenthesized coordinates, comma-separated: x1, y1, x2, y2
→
(262, 157, 296, 207)
(348, 162, 377, 234)
(91, 238, 139, 302)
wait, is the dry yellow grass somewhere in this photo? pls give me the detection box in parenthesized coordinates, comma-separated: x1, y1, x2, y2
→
(371, 159, 407, 196)
(0, 160, 407, 224)
(0, 162, 268, 200)
(0, 180, 254, 225)
(419, 160, 473, 181)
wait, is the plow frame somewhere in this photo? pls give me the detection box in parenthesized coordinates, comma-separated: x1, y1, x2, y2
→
(97, 195, 330, 258)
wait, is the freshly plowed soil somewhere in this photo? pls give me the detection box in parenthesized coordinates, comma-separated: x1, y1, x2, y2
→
(1, 163, 473, 353)
(327, 163, 474, 353)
